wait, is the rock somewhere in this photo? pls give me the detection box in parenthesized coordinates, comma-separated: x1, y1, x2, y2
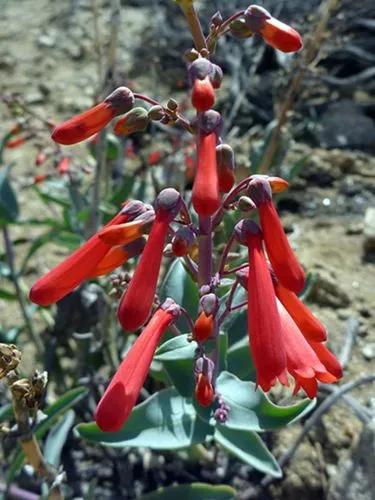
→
(363, 207, 375, 261)
(361, 344, 375, 360)
(37, 32, 56, 49)
(317, 100, 375, 153)
(328, 420, 375, 500)
(309, 269, 351, 308)
(25, 90, 44, 105)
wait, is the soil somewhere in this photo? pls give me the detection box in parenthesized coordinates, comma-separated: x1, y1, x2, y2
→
(0, 1, 374, 499)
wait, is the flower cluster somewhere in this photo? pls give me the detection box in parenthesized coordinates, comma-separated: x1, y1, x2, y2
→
(28, 3, 341, 434)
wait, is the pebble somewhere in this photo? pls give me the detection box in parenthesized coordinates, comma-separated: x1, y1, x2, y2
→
(363, 207, 375, 260)
(361, 344, 375, 360)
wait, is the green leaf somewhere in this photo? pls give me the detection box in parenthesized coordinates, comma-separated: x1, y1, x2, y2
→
(159, 259, 199, 329)
(76, 388, 213, 450)
(0, 166, 19, 225)
(214, 426, 281, 477)
(0, 289, 16, 300)
(216, 372, 315, 432)
(218, 330, 228, 373)
(44, 409, 75, 468)
(7, 387, 88, 484)
(227, 336, 255, 381)
(0, 404, 13, 423)
(110, 175, 135, 206)
(154, 335, 197, 397)
(139, 483, 236, 500)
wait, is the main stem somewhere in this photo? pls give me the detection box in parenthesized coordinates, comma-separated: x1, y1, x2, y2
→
(197, 216, 212, 287)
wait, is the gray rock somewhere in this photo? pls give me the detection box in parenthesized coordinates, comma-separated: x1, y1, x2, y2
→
(361, 343, 375, 360)
(309, 269, 351, 308)
(328, 420, 375, 500)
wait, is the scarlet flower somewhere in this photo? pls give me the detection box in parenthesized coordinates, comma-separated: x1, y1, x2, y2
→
(95, 300, 180, 432)
(260, 17, 303, 53)
(244, 5, 303, 53)
(192, 131, 220, 216)
(98, 213, 153, 247)
(195, 373, 215, 407)
(52, 87, 135, 145)
(29, 201, 147, 306)
(274, 281, 327, 342)
(117, 189, 181, 331)
(235, 220, 287, 391)
(248, 177, 305, 293)
(192, 77, 215, 112)
(194, 312, 214, 343)
(277, 299, 341, 398)
(33, 174, 49, 185)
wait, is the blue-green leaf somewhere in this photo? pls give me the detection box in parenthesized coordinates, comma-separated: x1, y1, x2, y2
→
(44, 410, 75, 468)
(217, 372, 315, 432)
(215, 426, 281, 477)
(76, 388, 213, 449)
(0, 166, 19, 225)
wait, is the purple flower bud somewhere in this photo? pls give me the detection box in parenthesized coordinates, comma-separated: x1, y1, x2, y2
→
(188, 58, 214, 83)
(197, 110, 222, 135)
(160, 298, 181, 318)
(236, 266, 249, 289)
(211, 11, 223, 27)
(238, 196, 256, 212)
(121, 200, 148, 220)
(247, 177, 272, 206)
(244, 5, 271, 33)
(104, 87, 135, 115)
(200, 293, 219, 316)
(209, 64, 223, 89)
(234, 219, 262, 245)
(194, 355, 215, 382)
(155, 188, 182, 222)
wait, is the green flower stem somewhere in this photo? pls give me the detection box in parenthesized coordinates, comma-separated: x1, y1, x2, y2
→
(176, 0, 207, 52)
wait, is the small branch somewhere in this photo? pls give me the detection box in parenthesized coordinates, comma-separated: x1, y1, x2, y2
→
(218, 232, 235, 277)
(339, 317, 359, 369)
(218, 278, 240, 325)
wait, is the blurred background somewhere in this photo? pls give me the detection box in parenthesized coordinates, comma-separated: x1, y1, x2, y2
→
(0, 0, 374, 499)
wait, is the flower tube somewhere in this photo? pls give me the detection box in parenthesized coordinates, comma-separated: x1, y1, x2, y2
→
(52, 87, 135, 145)
(118, 189, 182, 331)
(274, 281, 327, 342)
(192, 131, 220, 216)
(248, 177, 305, 293)
(95, 299, 180, 432)
(234, 220, 287, 391)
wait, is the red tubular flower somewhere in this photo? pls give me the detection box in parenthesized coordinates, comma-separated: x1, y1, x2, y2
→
(98, 219, 149, 247)
(244, 5, 302, 53)
(118, 189, 181, 331)
(29, 201, 150, 306)
(52, 87, 135, 145)
(277, 299, 341, 398)
(260, 17, 303, 53)
(248, 177, 305, 293)
(192, 132, 220, 216)
(195, 373, 215, 407)
(274, 281, 327, 342)
(95, 300, 180, 432)
(235, 220, 287, 392)
(194, 312, 214, 342)
(6, 137, 26, 149)
(216, 144, 235, 193)
(29, 210, 127, 306)
(309, 341, 343, 381)
(191, 77, 215, 112)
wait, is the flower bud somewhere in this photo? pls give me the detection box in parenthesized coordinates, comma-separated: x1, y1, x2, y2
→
(229, 19, 253, 39)
(148, 105, 165, 121)
(114, 107, 150, 136)
(247, 177, 272, 205)
(197, 110, 222, 135)
(188, 58, 213, 82)
(211, 11, 223, 27)
(167, 98, 178, 111)
(234, 219, 262, 246)
(104, 86, 135, 115)
(195, 374, 215, 407)
(121, 200, 149, 220)
(155, 188, 182, 222)
(216, 143, 235, 192)
(238, 196, 256, 212)
(244, 5, 271, 32)
(200, 293, 218, 316)
(184, 48, 200, 63)
(171, 226, 196, 257)
(209, 64, 223, 90)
